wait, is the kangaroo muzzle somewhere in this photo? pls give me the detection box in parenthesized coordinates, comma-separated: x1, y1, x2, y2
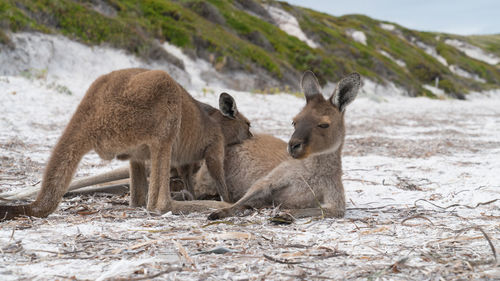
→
(288, 138, 306, 159)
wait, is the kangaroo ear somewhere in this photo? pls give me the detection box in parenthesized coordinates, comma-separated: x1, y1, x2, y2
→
(219, 92, 238, 119)
(301, 70, 322, 103)
(330, 72, 361, 112)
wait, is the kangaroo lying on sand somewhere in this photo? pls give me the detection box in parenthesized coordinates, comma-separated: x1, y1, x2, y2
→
(208, 71, 361, 220)
(0, 68, 251, 221)
(66, 133, 290, 201)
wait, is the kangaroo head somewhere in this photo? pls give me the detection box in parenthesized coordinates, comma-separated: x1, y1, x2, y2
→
(288, 71, 361, 159)
(210, 92, 252, 145)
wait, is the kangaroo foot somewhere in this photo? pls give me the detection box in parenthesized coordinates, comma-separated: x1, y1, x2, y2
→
(0, 204, 31, 221)
(329, 209, 345, 218)
(207, 207, 234, 220)
(130, 198, 147, 208)
(146, 202, 157, 213)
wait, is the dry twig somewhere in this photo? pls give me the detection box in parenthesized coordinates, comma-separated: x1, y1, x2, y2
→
(263, 254, 305, 264)
(401, 215, 434, 226)
(114, 267, 183, 281)
(298, 173, 325, 219)
(455, 226, 497, 265)
(414, 198, 499, 210)
(174, 240, 195, 268)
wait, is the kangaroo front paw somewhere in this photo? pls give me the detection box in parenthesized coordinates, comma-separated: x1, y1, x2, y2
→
(207, 208, 232, 220)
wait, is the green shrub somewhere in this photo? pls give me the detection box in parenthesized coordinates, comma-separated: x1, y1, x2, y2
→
(0, 0, 498, 96)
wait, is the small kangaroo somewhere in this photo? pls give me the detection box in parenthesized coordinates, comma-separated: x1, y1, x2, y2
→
(208, 71, 361, 220)
(0, 68, 251, 221)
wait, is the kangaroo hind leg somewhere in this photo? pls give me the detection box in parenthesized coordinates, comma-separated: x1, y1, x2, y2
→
(147, 139, 174, 213)
(129, 160, 148, 207)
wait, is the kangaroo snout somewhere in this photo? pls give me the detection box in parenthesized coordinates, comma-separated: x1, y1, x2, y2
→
(288, 139, 305, 158)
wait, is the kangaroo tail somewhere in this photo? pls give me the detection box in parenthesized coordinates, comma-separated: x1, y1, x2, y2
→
(69, 166, 131, 191)
(0, 130, 90, 221)
(0, 205, 31, 220)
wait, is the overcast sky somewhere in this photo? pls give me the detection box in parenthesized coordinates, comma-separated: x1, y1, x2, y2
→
(284, 0, 500, 35)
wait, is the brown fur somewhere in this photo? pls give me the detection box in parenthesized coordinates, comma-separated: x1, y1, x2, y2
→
(0, 68, 251, 221)
(194, 134, 290, 201)
(172, 163, 200, 197)
(208, 71, 361, 220)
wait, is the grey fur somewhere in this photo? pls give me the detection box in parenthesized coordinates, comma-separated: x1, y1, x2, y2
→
(219, 92, 238, 119)
(331, 72, 361, 112)
(301, 70, 322, 102)
(208, 72, 361, 220)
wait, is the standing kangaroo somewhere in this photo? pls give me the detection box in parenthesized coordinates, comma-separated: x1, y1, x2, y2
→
(208, 71, 361, 220)
(0, 68, 251, 221)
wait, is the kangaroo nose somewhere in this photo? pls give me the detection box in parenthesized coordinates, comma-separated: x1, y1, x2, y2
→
(291, 142, 302, 151)
(288, 139, 304, 155)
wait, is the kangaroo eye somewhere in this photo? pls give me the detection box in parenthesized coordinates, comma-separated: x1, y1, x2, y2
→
(246, 122, 251, 127)
(318, 123, 330, 128)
